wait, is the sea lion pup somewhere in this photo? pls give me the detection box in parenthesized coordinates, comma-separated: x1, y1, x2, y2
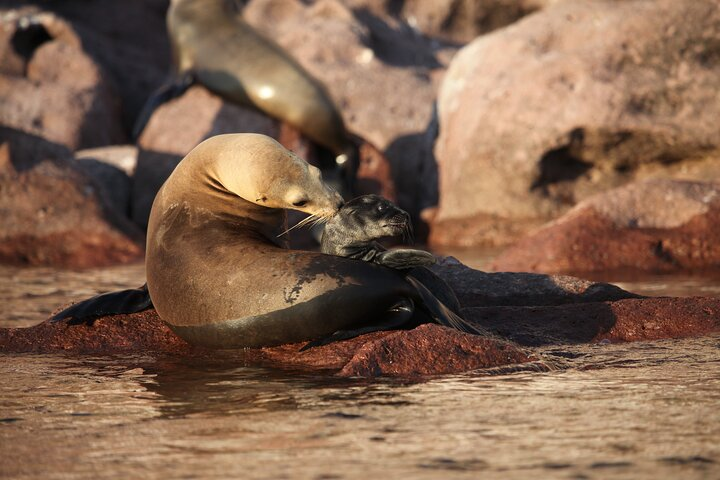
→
(53, 134, 481, 349)
(320, 194, 463, 315)
(133, 0, 357, 191)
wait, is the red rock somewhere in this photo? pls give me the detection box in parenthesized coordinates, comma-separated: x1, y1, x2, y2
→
(0, 9, 125, 150)
(0, 310, 532, 378)
(492, 180, 720, 274)
(0, 127, 143, 268)
(432, 0, 720, 247)
(464, 296, 720, 346)
(0, 310, 191, 355)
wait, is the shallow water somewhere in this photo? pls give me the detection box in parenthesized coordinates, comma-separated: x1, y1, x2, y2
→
(1, 260, 719, 479)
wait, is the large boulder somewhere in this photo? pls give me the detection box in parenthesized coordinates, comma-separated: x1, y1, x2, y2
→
(244, 0, 446, 217)
(492, 179, 720, 274)
(432, 0, 720, 247)
(0, 127, 143, 268)
(29, 0, 171, 131)
(0, 8, 125, 150)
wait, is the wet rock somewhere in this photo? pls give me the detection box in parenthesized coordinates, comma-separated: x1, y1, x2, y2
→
(464, 296, 720, 346)
(0, 9, 125, 150)
(431, 256, 640, 308)
(254, 324, 534, 377)
(0, 311, 532, 377)
(492, 179, 720, 274)
(0, 127, 143, 268)
(432, 0, 720, 247)
(244, 0, 444, 217)
(0, 310, 191, 355)
(75, 146, 138, 218)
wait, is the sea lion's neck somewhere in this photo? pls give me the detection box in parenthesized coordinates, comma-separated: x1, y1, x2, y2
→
(155, 160, 287, 247)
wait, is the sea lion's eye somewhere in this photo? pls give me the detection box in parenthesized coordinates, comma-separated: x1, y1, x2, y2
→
(293, 199, 308, 207)
(377, 204, 387, 212)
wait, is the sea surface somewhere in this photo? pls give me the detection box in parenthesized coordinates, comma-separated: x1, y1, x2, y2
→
(1, 255, 719, 479)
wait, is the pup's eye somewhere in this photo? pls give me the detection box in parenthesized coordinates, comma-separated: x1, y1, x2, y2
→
(293, 199, 308, 207)
(377, 204, 387, 212)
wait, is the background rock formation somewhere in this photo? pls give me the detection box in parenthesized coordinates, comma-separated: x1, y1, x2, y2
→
(432, 0, 720, 247)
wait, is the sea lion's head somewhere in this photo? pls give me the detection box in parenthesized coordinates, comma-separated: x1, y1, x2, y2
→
(324, 194, 412, 245)
(205, 134, 344, 219)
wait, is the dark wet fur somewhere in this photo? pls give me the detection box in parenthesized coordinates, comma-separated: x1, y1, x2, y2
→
(306, 195, 478, 349)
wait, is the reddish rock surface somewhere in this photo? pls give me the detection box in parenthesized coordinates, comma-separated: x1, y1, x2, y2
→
(0, 311, 532, 378)
(492, 180, 720, 274)
(465, 297, 720, 346)
(432, 0, 720, 247)
(0, 127, 143, 268)
(0, 8, 125, 150)
(3, 294, 718, 377)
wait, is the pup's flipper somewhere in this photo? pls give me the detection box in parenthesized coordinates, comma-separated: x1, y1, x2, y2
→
(375, 249, 436, 270)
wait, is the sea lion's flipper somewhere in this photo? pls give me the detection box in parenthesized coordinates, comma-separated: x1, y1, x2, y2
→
(132, 72, 195, 140)
(375, 249, 436, 270)
(300, 299, 416, 351)
(404, 276, 485, 335)
(51, 284, 153, 324)
(407, 267, 462, 315)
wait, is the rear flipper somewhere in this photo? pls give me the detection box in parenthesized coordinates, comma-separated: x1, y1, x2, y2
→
(404, 276, 486, 336)
(300, 298, 417, 351)
(131, 72, 195, 140)
(375, 249, 436, 270)
(51, 284, 153, 324)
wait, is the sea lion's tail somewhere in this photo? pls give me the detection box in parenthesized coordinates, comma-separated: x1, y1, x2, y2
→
(51, 284, 153, 324)
(404, 275, 487, 336)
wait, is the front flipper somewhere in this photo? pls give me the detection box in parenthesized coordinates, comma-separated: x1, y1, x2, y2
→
(131, 72, 195, 140)
(404, 276, 486, 336)
(300, 299, 416, 351)
(374, 249, 436, 270)
(51, 284, 153, 324)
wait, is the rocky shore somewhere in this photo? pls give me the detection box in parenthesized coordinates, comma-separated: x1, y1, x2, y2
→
(2, 258, 718, 377)
(1, 0, 719, 377)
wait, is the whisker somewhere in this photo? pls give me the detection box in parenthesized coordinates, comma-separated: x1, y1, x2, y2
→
(276, 213, 318, 237)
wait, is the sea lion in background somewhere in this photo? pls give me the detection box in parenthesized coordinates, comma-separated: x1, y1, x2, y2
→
(53, 133, 480, 349)
(133, 0, 357, 192)
(320, 194, 463, 315)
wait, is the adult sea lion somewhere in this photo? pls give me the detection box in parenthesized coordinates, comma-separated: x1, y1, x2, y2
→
(134, 0, 357, 190)
(54, 134, 480, 349)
